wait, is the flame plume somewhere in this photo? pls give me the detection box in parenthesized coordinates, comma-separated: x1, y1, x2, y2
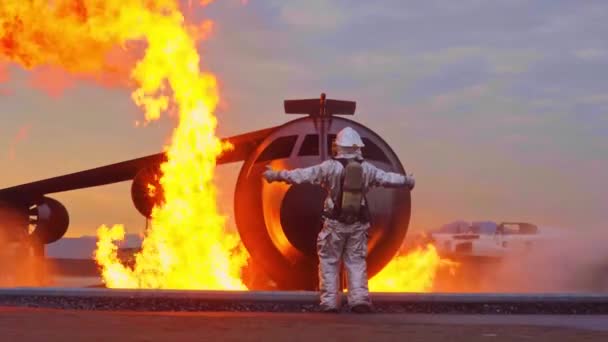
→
(1, 0, 247, 289)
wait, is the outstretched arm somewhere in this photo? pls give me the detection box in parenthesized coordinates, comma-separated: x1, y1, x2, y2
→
(263, 162, 328, 185)
(367, 163, 415, 189)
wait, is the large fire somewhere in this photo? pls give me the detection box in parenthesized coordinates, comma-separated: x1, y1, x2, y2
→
(1, 0, 247, 289)
(369, 243, 458, 292)
(1, 0, 454, 292)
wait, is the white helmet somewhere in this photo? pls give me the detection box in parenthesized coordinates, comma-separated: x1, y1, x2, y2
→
(334, 126, 365, 148)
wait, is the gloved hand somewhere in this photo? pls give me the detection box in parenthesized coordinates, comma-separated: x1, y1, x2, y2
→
(406, 173, 415, 190)
(263, 165, 280, 182)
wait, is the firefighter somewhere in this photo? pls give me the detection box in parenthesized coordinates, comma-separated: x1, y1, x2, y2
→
(263, 126, 415, 313)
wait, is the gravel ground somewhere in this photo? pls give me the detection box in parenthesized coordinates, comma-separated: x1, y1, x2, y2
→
(2, 295, 608, 314)
(1, 289, 608, 314)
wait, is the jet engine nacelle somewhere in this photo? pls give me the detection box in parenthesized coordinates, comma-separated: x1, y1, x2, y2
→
(0, 196, 69, 246)
(29, 196, 70, 245)
(131, 165, 163, 218)
(234, 117, 411, 290)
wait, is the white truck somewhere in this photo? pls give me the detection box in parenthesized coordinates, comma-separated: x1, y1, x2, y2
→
(426, 221, 556, 260)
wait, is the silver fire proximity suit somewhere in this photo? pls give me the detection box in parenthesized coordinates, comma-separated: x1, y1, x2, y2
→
(263, 127, 415, 312)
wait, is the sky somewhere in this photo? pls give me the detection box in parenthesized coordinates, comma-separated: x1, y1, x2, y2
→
(1, 0, 607, 241)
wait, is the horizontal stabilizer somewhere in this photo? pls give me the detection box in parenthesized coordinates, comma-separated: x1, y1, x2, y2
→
(284, 95, 356, 116)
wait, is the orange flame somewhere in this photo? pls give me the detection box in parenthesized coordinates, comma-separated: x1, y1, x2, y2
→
(369, 243, 459, 292)
(1, 0, 247, 289)
(90, 0, 249, 289)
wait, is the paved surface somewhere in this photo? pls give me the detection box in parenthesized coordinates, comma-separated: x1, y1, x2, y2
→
(1, 307, 607, 341)
(1, 287, 608, 314)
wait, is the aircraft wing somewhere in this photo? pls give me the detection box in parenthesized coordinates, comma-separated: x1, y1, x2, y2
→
(0, 126, 277, 200)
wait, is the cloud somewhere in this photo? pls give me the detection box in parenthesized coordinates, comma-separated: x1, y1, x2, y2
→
(577, 93, 608, 105)
(417, 47, 543, 75)
(575, 48, 608, 61)
(199, 1, 608, 234)
(271, 0, 348, 31)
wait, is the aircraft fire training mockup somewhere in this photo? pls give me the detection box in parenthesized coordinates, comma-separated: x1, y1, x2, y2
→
(0, 94, 417, 291)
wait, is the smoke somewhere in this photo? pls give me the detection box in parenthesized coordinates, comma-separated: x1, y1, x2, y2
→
(432, 226, 608, 293)
(7, 124, 31, 160)
(0, 206, 51, 287)
(28, 66, 76, 98)
(0, 2, 208, 99)
(1, 49, 138, 99)
(23, 46, 142, 98)
(0, 63, 10, 95)
(0, 242, 51, 287)
(0, 63, 7, 83)
(485, 226, 608, 293)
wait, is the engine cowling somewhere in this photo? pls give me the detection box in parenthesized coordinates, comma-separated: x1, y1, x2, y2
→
(29, 196, 70, 245)
(131, 165, 164, 218)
